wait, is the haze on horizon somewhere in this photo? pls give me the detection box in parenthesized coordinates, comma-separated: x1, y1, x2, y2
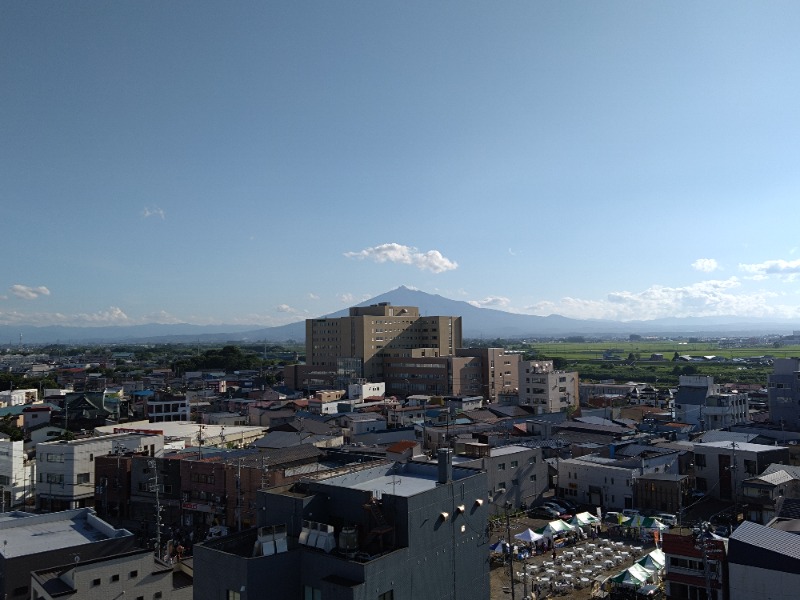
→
(3, 2, 800, 329)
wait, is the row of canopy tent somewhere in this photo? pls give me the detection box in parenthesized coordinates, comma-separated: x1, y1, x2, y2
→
(508, 512, 602, 545)
(608, 548, 666, 587)
(611, 515, 669, 531)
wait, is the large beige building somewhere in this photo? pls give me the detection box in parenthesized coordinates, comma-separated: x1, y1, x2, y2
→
(455, 348, 521, 402)
(518, 359, 579, 414)
(306, 303, 462, 382)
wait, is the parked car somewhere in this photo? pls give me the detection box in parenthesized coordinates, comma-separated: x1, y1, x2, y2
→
(622, 508, 641, 519)
(656, 513, 677, 528)
(542, 502, 572, 519)
(553, 498, 577, 512)
(713, 525, 730, 537)
(528, 506, 561, 520)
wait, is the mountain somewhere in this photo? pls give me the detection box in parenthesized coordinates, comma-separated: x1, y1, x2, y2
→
(2, 286, 798, 345)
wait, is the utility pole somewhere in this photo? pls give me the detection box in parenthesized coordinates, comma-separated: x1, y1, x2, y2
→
(505, 502, 516, 600)
(149, 459, 164, 560)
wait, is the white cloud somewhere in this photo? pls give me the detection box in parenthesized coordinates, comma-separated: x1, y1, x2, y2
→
(344, 243, 458, 273)
(276, 304, 295, 313)
(10, 284, 50, 300)
(0, 306, 131, 326)
(691, 258, 719, 272)
(142, 206, 166, 220)
(739, 258, 800, 280)
(524, 277, 795, 320)
(308, 293, 320, 300)
(469, 296, 511, 309)
(142, 310, 183, 324)
(339, 293, 355, 304)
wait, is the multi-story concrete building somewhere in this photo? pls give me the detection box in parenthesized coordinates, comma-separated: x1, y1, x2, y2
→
(193, 450, 489, 600)
(146, 390, 190, 423)
(36, 433, 164, 511)
(447, 443, 548, 513)
(518, 360, 579, 414)
(663, 531, 727, 600)
(0, 388, 37, 406)
(31, 548, 193, 600)
(674, 375, 749, 430)
(382, 349, 483, 397)
(0, 437, 33, 510)
(768, 357, 800, 428)
(456, 347, 520, 402)
(558, 451, 678, 511)
(306, 303, 462, 382)
(692, 441, 790, 502)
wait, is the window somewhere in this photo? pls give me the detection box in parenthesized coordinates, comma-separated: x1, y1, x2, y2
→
(154, 593, 162, 599)
(92, 579, 101, 587)
(129, 570, 138, 579)
(227, 594, 241, 600)
(89, 453, 94, 462)
(303, 586, 322, 600)
(111, 574, 120, 582)
(498, 482, 506, 492)
(530, 474, 537, 482)
(695, 454, 706, 467)
(46, 473, 64, 485)
(378, 592, 394, 600)
(696, 477, 707, 492)
(46, 453, 64, 463)
(498, 463, 506, 471)
(511, 460, 518, 469)
(77, 473, 90, 484)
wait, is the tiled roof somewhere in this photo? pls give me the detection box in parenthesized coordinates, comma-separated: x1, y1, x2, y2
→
(762, 463, 800, 480)
(749, 470, 797, 486)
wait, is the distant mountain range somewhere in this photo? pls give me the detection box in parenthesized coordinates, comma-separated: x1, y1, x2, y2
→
(2, 286, 798, 345)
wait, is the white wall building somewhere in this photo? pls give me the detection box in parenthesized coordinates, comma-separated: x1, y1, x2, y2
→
(518, 361, 579, 414)
(559, 455, 641, 511)
(0, 437, 33, 509)
(0, 388, 37, 406)
(36, 433, 164, 511)
(347, 381, 385, 400)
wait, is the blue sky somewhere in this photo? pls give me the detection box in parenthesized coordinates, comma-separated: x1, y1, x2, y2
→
(3, 2, 800, 328)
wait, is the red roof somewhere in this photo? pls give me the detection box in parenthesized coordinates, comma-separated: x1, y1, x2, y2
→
(387, 441, 418, 453)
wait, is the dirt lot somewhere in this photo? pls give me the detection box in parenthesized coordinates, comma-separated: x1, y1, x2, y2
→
(488, 515, 660, 600)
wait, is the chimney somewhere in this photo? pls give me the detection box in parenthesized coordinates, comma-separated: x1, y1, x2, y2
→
(438, 448, 453, 484)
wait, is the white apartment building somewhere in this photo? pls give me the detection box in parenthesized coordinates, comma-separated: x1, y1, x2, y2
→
(559, 455, 640, 511)
(347, 380, 386, 400)
(36, 433, 164, 511)
(518, 360, 579, 414)
(0, 388, 37, 406)
(0, 437, 33, 509)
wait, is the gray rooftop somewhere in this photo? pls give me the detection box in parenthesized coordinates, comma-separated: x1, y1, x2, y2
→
(0, 509, 132, 558)
(322, 461, 477, 498)
(729, 520, 800, 565)
(693, 441, 788, 453)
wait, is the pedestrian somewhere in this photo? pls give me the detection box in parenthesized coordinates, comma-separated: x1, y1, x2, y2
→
(552, 547, 557, 562)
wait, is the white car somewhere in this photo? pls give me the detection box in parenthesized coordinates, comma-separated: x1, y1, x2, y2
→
(656, 513, 677, 527)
